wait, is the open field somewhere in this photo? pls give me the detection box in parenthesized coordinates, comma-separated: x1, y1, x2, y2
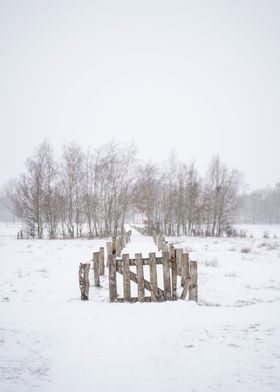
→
(0, 223, 280, 392)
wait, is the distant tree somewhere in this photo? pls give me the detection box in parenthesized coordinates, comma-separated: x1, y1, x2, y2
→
(203, 156, 242, 236)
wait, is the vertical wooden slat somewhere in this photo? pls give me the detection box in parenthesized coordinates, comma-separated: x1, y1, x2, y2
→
(109, 254, 117, 302)
(180, 277, 191, 300)
(79, 263, 90, 300)
(112, 237, 117, 256)
(170, 245, 177, 300)
(106, 242, 112, 267)
(189, 260, 198, 302)
(99, 247, 105, 275)
(116, 238, 121, 257)
(119, 236, 124, 252)
(163, 251, 171, 300)
(93, 252, 100, 287)
(176, 248, 183, 276)
(149, 252, 158, 301)
(135, 253, 145, 302)
(181, 252, 189, 288)
(122, 254, 131, 302)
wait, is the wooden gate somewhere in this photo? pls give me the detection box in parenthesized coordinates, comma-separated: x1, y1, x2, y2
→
(108, 249, 197, 303)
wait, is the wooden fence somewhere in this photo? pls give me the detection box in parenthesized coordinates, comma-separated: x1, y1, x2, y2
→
(78, 230, 132, 300)
(79, 230, 198, 303)
(108, 248, 197, 303)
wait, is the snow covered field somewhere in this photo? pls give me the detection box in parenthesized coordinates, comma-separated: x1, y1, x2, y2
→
(1, 223, 280, 392)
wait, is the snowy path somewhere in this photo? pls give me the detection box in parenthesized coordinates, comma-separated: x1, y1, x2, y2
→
(1, 224, 280, 392)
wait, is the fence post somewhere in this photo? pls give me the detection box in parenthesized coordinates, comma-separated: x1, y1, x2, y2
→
(109, 254, 117, 302)
(181, 252, 189, 288)
(176, 248, 183, 276)
(169, 245, 177, 300)
(116, 238, 121, 257)
(149, 252, 158, 301)
(106, 242, 112, 267)
(112, 237, 117, 256)
(79, 263, 90, 300)
(136, 253, 145, 302)
(93, 252, 100, 287)
(99, 247, 105, 275)
(123, 254, 131, 302)
(163, 251, 171, 300)
(189, 261, 198, 302)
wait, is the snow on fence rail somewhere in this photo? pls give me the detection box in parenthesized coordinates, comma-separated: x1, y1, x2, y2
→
(79, 230, 198, 304)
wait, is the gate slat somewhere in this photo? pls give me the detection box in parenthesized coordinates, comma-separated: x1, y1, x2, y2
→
(135, 253, 145, 302)
(93, 252, 100, 287)
(163, 251, 171, 300)
(176, 248, 183, 276)
(189, 260, 198, 302)
(109, 254, 117, 302)
(149, 252, 158, 301)
(99, 247, 105, 275)
(170, 245, 177, 300)
(123, 254, 131, 301)
(181, 252, 189, 287)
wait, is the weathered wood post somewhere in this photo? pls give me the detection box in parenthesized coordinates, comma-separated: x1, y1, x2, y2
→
(169, 244, 177, 300)
(122, 254, 131, 302)
(109, 254, 117, 302)
(99, 247, 105, 275)
(79, 263, 90, 300)
(157, 236, 160, 251)
(189, 261, 198, 302)
(112, 236, 116, 254)
(119, 236, 124, 252)
(106, 241, 112, 267)
(181, 252, 189, 288)
(176, 248, 183, 276)
(135, 253, 145, 302)
(93, 252, 100, 287)
(116, 238, 121, 257)
(149, 252, 158, 301)
(163, 251, 171, 300)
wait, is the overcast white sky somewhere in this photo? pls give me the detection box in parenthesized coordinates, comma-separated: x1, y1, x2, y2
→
(0, 0, 279, 190)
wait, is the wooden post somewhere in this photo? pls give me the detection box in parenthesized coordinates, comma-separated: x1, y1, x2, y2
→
(106, 242, 112, 267)
(99, 247, 105, 275)
(149, 252, 158, 301)
(180, 277, 191, 300)
(181, 252, 189, 288)
(169, 245, 177, 300)
(119, 236, 124, 251)
(93, 252, 100, 287)
(109, 254, 117, 302)
(112, 236, 117, 256)
(122, 254, 131, 302)
(135, 253, 145, 302)
(189, 261, 198, 302)
(176, 248, 183, 276)
(79, 263, 90, 300)
(157, 236, 161, 252)
(116, 238, 121, 257)
(163, 251, 171, 300)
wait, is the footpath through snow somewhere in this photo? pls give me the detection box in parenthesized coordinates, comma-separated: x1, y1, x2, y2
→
(0, 224, 280, 392)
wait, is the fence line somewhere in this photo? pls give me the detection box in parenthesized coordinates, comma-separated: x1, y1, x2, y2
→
(79, 229, 198, 304)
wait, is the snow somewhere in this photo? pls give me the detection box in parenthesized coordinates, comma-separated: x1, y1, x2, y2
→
(0, 223, 280, 392)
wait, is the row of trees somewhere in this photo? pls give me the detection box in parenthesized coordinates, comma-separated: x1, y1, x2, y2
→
(5, 141, 243, 238)
(6, 141, 135, 239)
(133, 154, 242, 236)
(236, 184, 280, 224)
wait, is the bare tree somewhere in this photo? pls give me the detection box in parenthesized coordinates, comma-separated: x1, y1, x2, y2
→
(204, 156, 242, 236)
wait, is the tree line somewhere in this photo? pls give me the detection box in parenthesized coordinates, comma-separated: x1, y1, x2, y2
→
(236, 184, 280, 224)
(5, 140, 244, 239)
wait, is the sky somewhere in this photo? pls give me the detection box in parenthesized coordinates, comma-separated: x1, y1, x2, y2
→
(0, 0, 280, 190)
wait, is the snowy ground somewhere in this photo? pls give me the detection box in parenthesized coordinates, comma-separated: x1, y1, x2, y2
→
(0, 223, 280, 392)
